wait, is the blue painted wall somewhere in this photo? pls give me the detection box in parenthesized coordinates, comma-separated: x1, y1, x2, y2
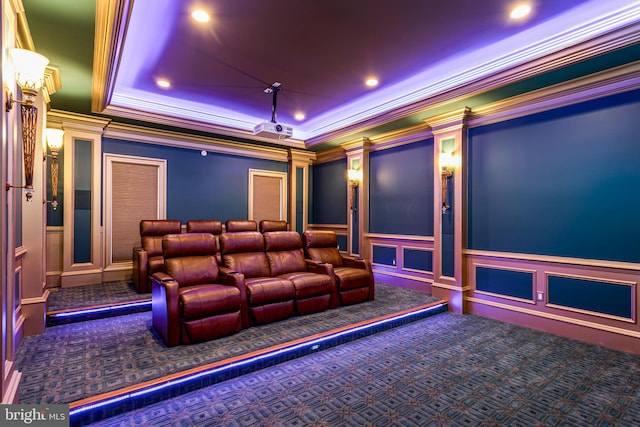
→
(310, 158, 347, 225)
(369, 139, 434, 236)
(103, 138, 287, 223)
(468, 89, 640, 263)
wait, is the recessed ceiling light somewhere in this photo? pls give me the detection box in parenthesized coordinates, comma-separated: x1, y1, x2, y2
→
(294, 112, 306, 121)
(365, 78, 379, 87)
(156, 78, 171, 89)
(191, 9, 211, 23)
(510, 3, 532, 20)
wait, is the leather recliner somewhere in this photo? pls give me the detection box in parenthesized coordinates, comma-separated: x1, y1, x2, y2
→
(263, 231, 337, 314)
(259, 219, 288, 232)
(302, 230, 375, 305)
(151, 233, 248, 346)
(132, 219, 182, 293)
(186, 220, 223, 263)
(225, 220, 258, 232)
(219, 231, 296, 325)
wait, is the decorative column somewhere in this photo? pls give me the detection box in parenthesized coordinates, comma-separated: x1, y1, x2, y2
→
(426, 108, 470, 314)
(287, 149, 315, 234)
(47, 112, 109, 288)
(341, 137, 370, 258)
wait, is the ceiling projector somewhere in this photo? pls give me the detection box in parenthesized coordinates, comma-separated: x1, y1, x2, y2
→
(253, 121, 293, 139)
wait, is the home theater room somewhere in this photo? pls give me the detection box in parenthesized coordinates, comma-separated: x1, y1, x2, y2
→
(1, 0, 639, 425)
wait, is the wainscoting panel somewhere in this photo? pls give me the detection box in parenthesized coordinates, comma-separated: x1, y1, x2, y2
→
(546, 273, 635, 322)
(464, 250, 640, 351)
(366, 234, 434, 291)
(474, 264, 535, 303)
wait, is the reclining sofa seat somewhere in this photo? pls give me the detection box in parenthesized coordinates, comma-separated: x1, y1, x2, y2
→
(259, 219, 288, 232)
(132, 219, 182, 293)
(151, 233, 248, 346)
(219, 231, 295, 325)
(225, 219, 258, 232)
(186, 219, 223, 263)
(302, 230, 375, 305)
(263, 231, 337, 314)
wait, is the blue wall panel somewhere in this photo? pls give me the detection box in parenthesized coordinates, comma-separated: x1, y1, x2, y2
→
(476, 266, 534, 300)
(74, 139, 92, 263)
(296, 167, 304, 234)
(372, 245, 396, 266)
(548, 275, 632, 319)
(403, 248, 433, 272)
(468, 89, 640, 263)
(311, 159, 347, 225)
(103, 138, 287, 223)
(337, 234, 348, 252)
(369, 139, 434, 236)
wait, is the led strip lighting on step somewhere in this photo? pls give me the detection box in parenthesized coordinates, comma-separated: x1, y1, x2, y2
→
(68, 301, 447, 426)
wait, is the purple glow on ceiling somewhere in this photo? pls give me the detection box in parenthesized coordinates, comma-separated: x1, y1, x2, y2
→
(111, 0, 640, 141)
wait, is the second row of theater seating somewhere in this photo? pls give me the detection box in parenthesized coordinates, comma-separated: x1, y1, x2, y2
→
(147, 224, 375, 347)
(133, 219, 287, 293)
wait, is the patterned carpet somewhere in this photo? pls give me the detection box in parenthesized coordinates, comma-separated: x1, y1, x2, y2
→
(18, 283, 439, 405)
(47, 281, 149, 312)
(88, 312, 640, 427)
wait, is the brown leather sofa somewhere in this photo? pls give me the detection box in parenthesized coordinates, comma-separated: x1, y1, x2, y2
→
(132, 219, 182, 293)
(259, 219, 288, 232)
(302, 230, 375, 305)
(151, 233, 248, 346)
(220, 231, 336, 325)
(263, 231, 337, 314)
(225, 219, 258, 232)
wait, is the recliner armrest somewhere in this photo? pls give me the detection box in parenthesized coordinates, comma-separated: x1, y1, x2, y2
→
(151, 272, 180, 347)
(132, 248, 149, 292)
(219, 267, 249, 328)
(342, 256, 370, 271)
(305, 260, 338, 309)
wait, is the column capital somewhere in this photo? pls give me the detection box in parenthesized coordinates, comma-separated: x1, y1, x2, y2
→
(341, 137, 371, 155)
(425, 107, 471, 135)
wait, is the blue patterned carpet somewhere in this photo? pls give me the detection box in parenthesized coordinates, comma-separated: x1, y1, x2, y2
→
(18, 283, 439, 405)
(88, 312, 640, 426)
(47, 281, 149, 312)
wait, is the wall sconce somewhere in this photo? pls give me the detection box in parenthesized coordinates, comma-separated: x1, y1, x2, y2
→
(347, 168, 362, 211)
(44, 128, 64, 210)
(440, 152, 458, 213)
(4, 48, 49, 202)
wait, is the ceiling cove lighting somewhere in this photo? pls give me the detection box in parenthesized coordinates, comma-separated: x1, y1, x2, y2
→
(69, 302, 447, 424)
(114, 0, 640, 141)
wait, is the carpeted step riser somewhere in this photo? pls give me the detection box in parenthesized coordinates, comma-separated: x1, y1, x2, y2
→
(70, 303, 447, 426)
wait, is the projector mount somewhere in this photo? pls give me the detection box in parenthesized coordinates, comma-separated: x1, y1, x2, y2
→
(264, 82, 281, 123)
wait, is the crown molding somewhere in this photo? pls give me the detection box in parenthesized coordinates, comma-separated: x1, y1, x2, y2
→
(469, 61, 640, 127)
(313, 147, 345, 164)
(104, 122, 290, 162)
(92, 0, 133, 113)
(101, 104, 307, 150)
(288, 149, 317, 164)
(305, 22, 640, 148)
(424, 107, 472, 134)
(47, 110, 111, 133)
